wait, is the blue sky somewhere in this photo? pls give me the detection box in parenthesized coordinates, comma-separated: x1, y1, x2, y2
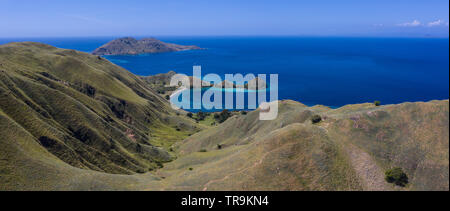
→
(1, 0, 448, 37)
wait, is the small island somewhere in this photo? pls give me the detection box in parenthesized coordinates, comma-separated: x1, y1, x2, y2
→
(143, 71, 268, 92)
(92, 37, 202, 55)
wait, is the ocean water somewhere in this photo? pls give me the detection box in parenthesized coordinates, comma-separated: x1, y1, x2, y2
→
(1, 37, 448, 109)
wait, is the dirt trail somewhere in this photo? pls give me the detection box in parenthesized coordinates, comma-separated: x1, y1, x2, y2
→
(345, 143, 392, 191)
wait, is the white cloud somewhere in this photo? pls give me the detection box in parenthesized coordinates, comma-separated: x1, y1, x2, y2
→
(397, 20, 422, 27)
(427, 20, 444, 27)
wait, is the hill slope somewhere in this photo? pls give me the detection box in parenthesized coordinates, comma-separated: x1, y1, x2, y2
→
(155, 100, 448, 191)
(0, 42, 199, 177)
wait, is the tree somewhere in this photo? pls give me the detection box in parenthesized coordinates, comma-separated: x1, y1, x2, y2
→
(374, 101, 381, 106)
(196, 111, 206, 121)
(215, 109, 232, 123)
(165, 95, 170, 100)
(311, 115, 322, 124)
(385, 167, 409, 187)
(187, 112, 193, 118)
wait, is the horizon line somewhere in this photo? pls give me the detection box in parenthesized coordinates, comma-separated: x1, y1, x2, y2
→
(1, 34, 449, 39)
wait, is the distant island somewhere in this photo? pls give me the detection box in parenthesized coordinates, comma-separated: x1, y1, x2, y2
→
(92, 37, 202, 55)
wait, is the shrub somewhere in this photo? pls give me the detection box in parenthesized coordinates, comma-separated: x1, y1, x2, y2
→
(73, 82, 96, 97)
(311, 115, 322, 124)
(241, 111, 248, 115)
(215, 109, 232, 123)
(189, 168, 193, 171)
(199, 149, 207, 152)
(156, 162, 164, 168)
(385, 167, 408, 187)
(187, 112, 193, 118)
(217, 144, 222, 150)
(196, 111, 206, 121)
(165, 95, 170, 100)
(374, 101, 381, 106)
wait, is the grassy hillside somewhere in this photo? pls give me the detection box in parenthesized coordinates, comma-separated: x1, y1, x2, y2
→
(154, 100, 447, 191)
(0, 42, 448, 191)
(0, 42, 199, 178)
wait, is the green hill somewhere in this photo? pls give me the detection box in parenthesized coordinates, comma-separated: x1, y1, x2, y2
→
(156, 100, 448, 191)
(0, 43, 448, 191)
(0, 42, 200, 177)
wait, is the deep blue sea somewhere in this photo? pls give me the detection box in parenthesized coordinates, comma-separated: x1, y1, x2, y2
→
(1, 37, 448, 109)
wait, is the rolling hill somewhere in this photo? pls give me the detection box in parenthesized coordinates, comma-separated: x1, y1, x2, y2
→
(0, 42, 201, 177)
(0, 42, 448, 191)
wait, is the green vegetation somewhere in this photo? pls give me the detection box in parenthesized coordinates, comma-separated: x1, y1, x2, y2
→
(214, 109, 232, 123)
(197, 111, 207, 121)
(311, 115, 322, 124)
(0, 42, 201, 177)
(374, 101, 381, 106)
(385, 167, 409, 187)
(187, 112, 193, 118)
(148, 121, 198, 151)
(191, 112, 217, 127)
